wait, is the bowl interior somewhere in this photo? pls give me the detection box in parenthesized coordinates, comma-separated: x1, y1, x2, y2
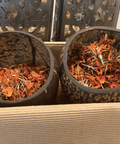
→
(68, 28, 120, 62)
(0, 32, 50, 68)
(0, 31, 52, 103)
(66, 27, 120, 93)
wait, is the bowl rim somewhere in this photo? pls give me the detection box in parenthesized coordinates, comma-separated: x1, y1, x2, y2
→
(63, 26, 120, 94)
(0, 30, 54, 103)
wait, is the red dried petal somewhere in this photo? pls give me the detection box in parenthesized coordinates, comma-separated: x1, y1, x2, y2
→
(24, 69, 30, 76)
(99, 75, 106, 84)
(109, 83, 118, 88)
(30, 78, 36, 82)
(113, 74, 120, 80)
(37, 75, 42, 79)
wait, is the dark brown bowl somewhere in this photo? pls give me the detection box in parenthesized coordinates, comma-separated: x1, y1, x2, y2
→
(0, 31, 59, 107)
(60, 26, 120, 103)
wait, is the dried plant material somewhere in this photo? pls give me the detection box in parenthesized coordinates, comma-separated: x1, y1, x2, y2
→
(2, 3, 17, 19)
(2, 87, 13, 97)
(5, 26, 14, 31)
(99, 75, 106, 84)
(74, 6, 86, 21)
(0, 63, 49, 101)
(109, 83, 118, 88)
(68, 0, 73, 4)
(111, 0, 116, 7)
(18, 26, 23, 30)
(66, 11, 71, 19)
(108, 14, 114, 21)
(76, 0, 82, 3)
(28, 26, 37, 33)
(25, 83, 33, 90)
(85, 18, 91, 28)
(41, 0, 47, 4)
(103, 0, 108, 6)
(64, 25, 71, 36)
(94, 6, 108, 22)
(68, 34, 120, 89)
(72, 25, 80, 32)
(19, 0, 25, 9)
(88, 5, 94, 11)
(30, 71, 39, 77)
(24, 69, 30, 76)
(37, 26, 45, 36)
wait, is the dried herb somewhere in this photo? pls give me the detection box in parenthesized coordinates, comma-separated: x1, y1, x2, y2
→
(0, 63, 49, 101)
(68, 34, 120, 89)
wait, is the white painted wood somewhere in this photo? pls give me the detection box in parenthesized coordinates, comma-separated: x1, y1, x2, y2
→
(116, 10, 120, 29)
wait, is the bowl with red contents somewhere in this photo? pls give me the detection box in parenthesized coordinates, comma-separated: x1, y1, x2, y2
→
(0, 31, 59, 107)
(60, 26, 120, 103)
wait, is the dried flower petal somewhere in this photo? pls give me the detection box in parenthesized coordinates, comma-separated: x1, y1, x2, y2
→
(37, 75, 42, 79)
(2, 87, 13, 97)
(25, 83, 33, 90)
(108, 50, 112, 61)
(24, 69, 30, 76)
(113, 74, 120, 80)
(68, 34, 119, 89)
(0, 63, 49, 101)
(30, 78, 36, 82)
(109, 83, 118, 88)
(99, 75, 106, 84)
(30, 71, 39, 78)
